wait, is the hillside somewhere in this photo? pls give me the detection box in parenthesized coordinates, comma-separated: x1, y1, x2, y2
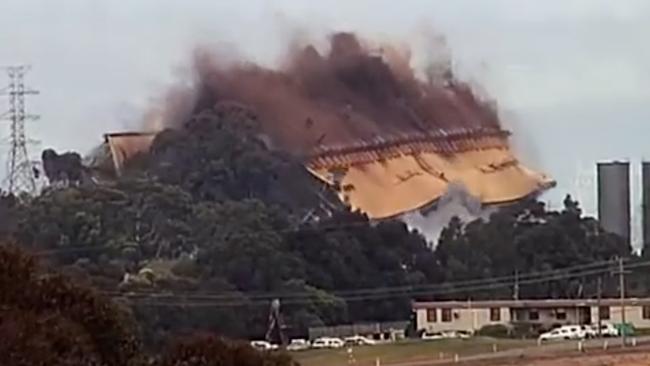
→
(0, 99, 632, 348)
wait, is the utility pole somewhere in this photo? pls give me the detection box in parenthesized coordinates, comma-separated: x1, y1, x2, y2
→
(513, 270, 520, 301)
(265, 298, 287, 347)
(0, 65, 39, 195)
(597, 276, 602, 338)
(616, 257, 629, 347)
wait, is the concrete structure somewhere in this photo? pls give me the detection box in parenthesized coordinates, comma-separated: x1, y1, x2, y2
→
(414, 299, 650, 334)
(597, 162, 631, 243)
(642, 162, 650, 251)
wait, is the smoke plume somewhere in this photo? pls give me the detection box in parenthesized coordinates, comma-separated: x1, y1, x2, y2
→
(135, 32, 530, 243)
(149, 32, 503, 156)
(401, 183, 496, 244)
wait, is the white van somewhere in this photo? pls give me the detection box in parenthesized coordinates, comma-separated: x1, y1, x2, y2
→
(590, 323, 619, 337)
(538, 325, 585, 341)
(344, 335, 376, 346)
(250, 340, 278, 351)
(312, 337, 344, 349)
(287, 339, 310, 351)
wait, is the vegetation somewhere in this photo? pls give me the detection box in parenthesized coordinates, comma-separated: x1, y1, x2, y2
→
(434, 195, 632, 300)
(0, 242, 297, 365)
(476, 324, 510, 338)
(159, 334, 298, 366)
(0, 242, 140, 365)
(0, 103, 640, 359)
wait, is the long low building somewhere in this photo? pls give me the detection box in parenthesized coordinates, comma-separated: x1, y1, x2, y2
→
(414, 299, 650, 333)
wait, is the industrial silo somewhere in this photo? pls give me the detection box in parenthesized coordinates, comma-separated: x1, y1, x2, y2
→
(642, 162, 650, 250)
(597, 162, 631, 244)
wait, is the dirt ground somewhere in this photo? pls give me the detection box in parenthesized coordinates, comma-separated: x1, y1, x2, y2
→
(467, 349, 650, 366)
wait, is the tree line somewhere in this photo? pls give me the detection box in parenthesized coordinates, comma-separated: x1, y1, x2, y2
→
(0, 104, 639, 350)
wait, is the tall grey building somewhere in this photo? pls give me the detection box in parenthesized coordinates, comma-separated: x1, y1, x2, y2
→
(597, 162, 630, 244)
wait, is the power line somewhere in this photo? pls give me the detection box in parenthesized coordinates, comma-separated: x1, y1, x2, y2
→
(106, 258, 623, 301)
(110, 259, 650, 308)
(114, 265, 616, 307)
(0, 65, 39, 195)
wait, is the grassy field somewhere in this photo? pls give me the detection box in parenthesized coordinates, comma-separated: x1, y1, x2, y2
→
(293, 337, 535, 366)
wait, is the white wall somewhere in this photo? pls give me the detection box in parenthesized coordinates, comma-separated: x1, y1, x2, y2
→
(416, 307, 510, 333)
(607, 305, 650, 328)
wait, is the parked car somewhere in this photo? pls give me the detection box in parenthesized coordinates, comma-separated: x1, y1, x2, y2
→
(286, 339, 310, 351)
(441, 330, 471, 339)
(590, 323, 619, 337)
(538, 325, 585, 341)
(344, 335, 376, 346)
(250, 340, 277, 351)
(581, 325, 597, 338)
(421, 331, 445, 341)
(312, 337, 344, 349)
(421, 330, 471, 341)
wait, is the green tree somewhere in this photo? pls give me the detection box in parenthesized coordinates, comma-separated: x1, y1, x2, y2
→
(0, 242, 141, 366)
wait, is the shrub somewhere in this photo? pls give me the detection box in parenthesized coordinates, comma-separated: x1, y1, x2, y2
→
(476, 324, 510, 338)
(158, 334, 298, 366)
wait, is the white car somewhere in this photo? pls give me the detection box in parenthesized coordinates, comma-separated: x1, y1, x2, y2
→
(421, 331, 445, 341)
(422, 330, 470, 341)
(287, 339, 310, 351)
(312, 337, 344, 349)
(250, 340, 277, 351)
(591, 323, 619, 337)
(539, 325, 585, 341)
(441, 330, 471, 339)
(344, 335, 377, 346)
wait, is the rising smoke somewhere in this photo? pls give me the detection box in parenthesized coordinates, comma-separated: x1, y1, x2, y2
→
(401, 182, 496, 245)
(146, 32, 503, 156)
(141, 31, 518, 243)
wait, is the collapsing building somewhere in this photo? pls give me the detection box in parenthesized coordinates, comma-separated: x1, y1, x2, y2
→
(100, 126, 552, 221)
(98, 33, 554, 230)
(306, 130, 552, 219)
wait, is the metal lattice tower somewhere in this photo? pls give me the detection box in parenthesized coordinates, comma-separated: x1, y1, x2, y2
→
(1, 66, 39, 195)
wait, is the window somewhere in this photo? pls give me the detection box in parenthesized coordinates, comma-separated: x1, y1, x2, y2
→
(490, 307, 501, 322)
(643, 306, 650, 320)
(599, 306, 610, 320)
(442, 308, 452, 322)
(427, 308, 437, 322)
(529, 310, 539, 321)
(556, 309, 567, 320)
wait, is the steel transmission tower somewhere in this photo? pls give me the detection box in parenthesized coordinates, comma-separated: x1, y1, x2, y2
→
(1, 66, 39, 194)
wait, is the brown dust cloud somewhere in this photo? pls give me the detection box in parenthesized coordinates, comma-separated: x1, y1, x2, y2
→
(148, 32, 505, 157)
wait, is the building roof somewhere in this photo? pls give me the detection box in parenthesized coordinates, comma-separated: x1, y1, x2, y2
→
(309, 142, 553, 219)
(99, 129, 554, 218)
(103, 132, 157, 174)
(413, 298, 650, 309)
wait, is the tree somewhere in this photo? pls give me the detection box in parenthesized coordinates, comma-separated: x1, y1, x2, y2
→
(433, 197, 631, 300)
(128, 105, 340, 219)
(0, 242, 141, 366)
(0, 192, 20, 239)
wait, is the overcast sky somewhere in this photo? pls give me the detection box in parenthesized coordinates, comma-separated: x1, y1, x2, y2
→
(1, 0, 649, 246)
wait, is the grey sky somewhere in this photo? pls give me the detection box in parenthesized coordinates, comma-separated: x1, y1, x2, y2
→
(1, 0, 649, 246)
